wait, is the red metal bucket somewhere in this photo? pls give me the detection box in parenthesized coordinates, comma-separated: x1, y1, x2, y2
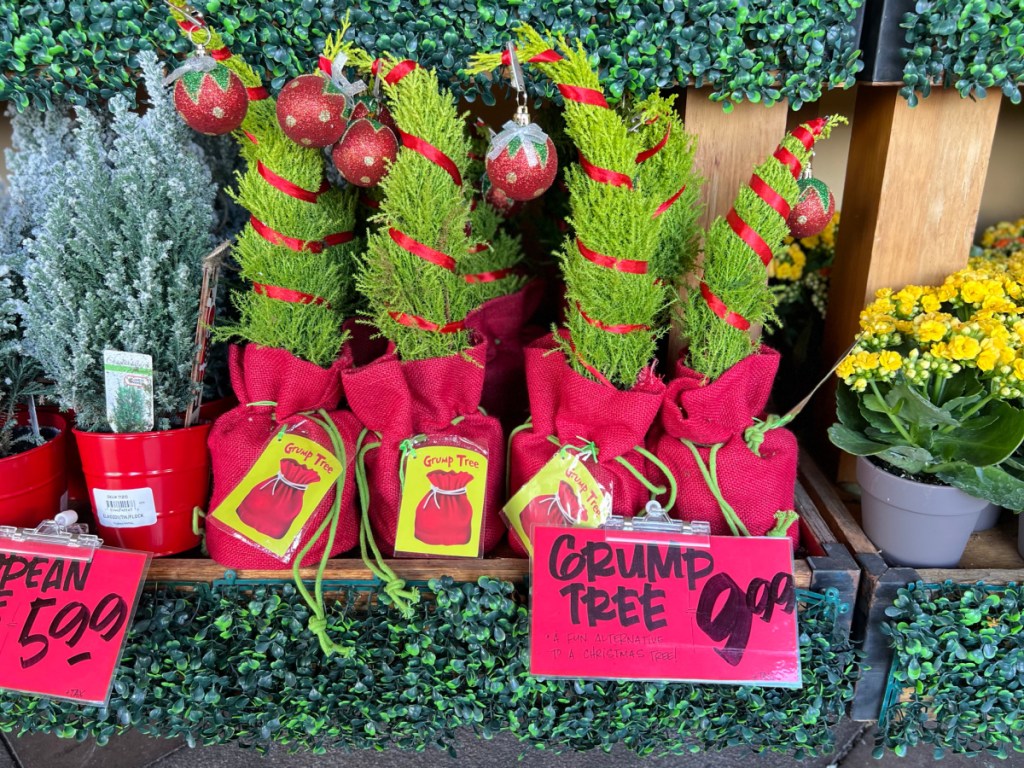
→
(0, 411, 67, 527)
(75, 423, 210, 556)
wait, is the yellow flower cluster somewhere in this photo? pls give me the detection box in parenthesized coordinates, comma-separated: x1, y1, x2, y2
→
(979, 218, 1024, 249)
(772, 212, 839, 283)
(837, 258, 1024, 398)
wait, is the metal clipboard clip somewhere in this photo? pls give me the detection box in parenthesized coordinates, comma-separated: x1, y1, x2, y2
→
(0, 512, 102, 562)
(602, 501, 711, 548)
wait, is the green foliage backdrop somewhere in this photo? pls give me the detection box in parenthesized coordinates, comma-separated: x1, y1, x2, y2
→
(0, 578, 857, 757)
(0, 0, 863, 112)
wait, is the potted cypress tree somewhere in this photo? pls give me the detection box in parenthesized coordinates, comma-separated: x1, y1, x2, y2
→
(0, 108, 77, 525)
(22, 54, 218, 556)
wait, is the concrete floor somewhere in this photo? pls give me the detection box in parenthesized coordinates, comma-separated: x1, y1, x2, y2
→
(2, 721, 1022, 768)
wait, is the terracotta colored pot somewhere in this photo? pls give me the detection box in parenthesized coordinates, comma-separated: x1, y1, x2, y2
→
(75, 423, 211, 556)
(0, 411, 67, 528)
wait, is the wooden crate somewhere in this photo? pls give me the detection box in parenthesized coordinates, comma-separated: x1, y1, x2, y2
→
(147, 475, 861, 636)
(798, 449, 1024, 721)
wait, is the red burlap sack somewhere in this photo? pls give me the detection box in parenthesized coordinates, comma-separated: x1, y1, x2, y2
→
(648, 347, 799, 544)
(341, 342, 505, 556)
(507, 334, 667, 555)
(464, 281, 544, 428)
(206, 344, 360, 568)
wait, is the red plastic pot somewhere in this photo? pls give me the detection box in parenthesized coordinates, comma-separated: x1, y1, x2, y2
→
(0, 411, 67, 528)
(38, 405, 86, 506)
(74, 423, 211, 556)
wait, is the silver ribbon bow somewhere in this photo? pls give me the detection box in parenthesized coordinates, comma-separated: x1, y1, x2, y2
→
(329, 52, 366, 99)
(163, 51, 218, 86)
(485, 120, 549, 168)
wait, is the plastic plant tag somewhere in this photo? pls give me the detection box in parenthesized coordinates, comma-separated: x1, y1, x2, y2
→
(529, 525, 801, 687)
(103, 350, 154, 433)
(0, 528, 149, 707)
(503, 450, 611, 557)
(394, 435, 488, 558)
(210, 427, 341, 561)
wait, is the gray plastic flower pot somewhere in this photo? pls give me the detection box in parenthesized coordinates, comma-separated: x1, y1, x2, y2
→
(856, 456, 986, 568)
(974, 503, 1002, 532)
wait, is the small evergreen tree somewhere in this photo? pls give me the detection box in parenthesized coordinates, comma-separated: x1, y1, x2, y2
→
(0, 107, 76, 456)
(23, 53, 217, 433)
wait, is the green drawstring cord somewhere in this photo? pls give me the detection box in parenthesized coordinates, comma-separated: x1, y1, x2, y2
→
(744, 413, 794, 457)
(354, 428, 419, 618)
(292, 409, 353, 658)
(191, 507, 208, 557)
(679, 438, 751, 537)
(397, 435, 426, 488)
(620, 445, 678, 512)
(768, 510, 799, 538)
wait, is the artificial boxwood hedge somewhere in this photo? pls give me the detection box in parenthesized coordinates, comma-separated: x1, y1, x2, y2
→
(0, 0, 864, 112)
(899, 0, 1024, 105)
(0, 577, 857, 757)
(877, 581, 1024, 759)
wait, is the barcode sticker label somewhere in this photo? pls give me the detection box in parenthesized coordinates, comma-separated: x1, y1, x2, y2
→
(92, 488, 157, 528)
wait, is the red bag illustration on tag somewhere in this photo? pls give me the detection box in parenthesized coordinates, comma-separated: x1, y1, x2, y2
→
(414, 470, 474, 545)
(236, 459, 321, 539)
(518, 480, 582, 545)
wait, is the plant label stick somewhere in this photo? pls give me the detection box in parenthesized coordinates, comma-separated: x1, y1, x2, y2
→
(103, 351, 154, 434)
(184, 239, 230, 428)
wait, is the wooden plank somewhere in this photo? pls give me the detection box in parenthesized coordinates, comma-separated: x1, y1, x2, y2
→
(959, 517, 1024, 570)
(818, 87, 1002, 480)
(147, 557, 530, 584)
(799, 448, 878, 556)
(916, 568, 1023, 586)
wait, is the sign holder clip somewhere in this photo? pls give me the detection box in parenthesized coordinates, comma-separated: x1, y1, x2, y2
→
(0, 512, 102, 561)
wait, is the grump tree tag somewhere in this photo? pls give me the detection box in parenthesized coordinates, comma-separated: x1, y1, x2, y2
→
(530, 526, 801, 686)
(0, 544, 150, 706)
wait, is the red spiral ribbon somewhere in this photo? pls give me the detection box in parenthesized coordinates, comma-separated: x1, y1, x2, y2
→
(250, 216, 322, 253)
(254, 283, 331, 308)
(467, 242, 490, 254)
(317, 55, 333, 76)
(210, 47, 231, 61)
(501, 47, 563, 66)
(557, 84, 609, 108)
(636, 124, 670, 164)
(257, 161, 328, 203)
(388, 228, 456, 272)
(577, 238, 648, 275)
(653, 185, 687, 219)
(398, 130, 462, 187)
(773, 146, 802, 178)
(700, 282, 750, 331)
(791, 119, 826, 151)
(371, 58, 418, 85)
(360, 194, 381, 209)
(726, 209, 773, 266)
(578, 152, 633, 189)
(177, 19, 202, 33)
(323, 231, 355, 246)
(464, 266, 519, 284)
(243, 130, 258, 145)
(576, 303, 650, 334)
(246, 86, 270, 101)
(388, 311, 465, 333)
(749, 174, 791, 218)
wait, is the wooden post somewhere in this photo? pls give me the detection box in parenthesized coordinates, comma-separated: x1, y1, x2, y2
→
(819, 86, 1002, 478)
(671, 94, 789, 359)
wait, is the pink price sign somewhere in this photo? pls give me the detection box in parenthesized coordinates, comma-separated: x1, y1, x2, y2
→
(530, 526, 801, 686)
(0, 543, 149, 706)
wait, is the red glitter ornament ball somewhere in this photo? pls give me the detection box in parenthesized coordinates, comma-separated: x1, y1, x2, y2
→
(787, 178, 835, 239)
(483, 180, 523, 217)
(276, 74, 348, 148)
(485, 122, 558, 202)
(332, 119, 399, 188)
(173, 65, 248, 136)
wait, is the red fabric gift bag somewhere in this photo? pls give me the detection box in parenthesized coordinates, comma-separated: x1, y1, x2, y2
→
(507, 333, 668, 556)
(648, 346, 800, 544)
(341, 341, 505, 556)
(464, 281, 544, 428)
(206, 344, 361, 568)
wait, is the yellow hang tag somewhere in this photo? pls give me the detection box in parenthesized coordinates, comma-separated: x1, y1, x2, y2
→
(395, 441, 488, 558)
(503, 451, 611, 558)
(210, 431, 342, 560)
